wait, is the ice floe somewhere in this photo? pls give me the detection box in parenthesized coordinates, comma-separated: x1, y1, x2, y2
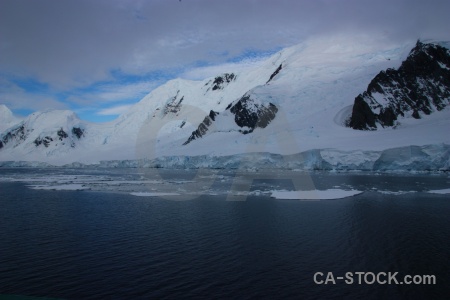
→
(377, 190, 417, 195)
(130, 192, 181, 197)
(270, 189, 362, 200)
(427, 188, 450, 194)
(27, 184, 90, 191)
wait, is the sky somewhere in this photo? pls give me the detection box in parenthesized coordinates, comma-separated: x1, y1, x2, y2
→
(1, 0, 450, 122)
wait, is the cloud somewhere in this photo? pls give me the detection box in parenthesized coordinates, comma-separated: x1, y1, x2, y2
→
(2, 0, 449, 91)
(96, 104, 133, 116)
(180, 54, 272, 80)
(1, 0, 450, 121)
(95, 81, 161, 102)
(0, 78, 67, 112)
(66, 80, 161, 106)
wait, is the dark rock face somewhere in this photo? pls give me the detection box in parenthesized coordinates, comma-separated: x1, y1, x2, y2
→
(348, 95, 377, 130)
(209, 110, 218, 121)
(267, 64, 282, 83)
(348, 41, 450, 130)
(183, 110, 219, 145)
(72, 127, 84, 139)
(183, 94, 278, 145)
(0, 124, 28, 148)
(57, 128, 68, 140)
(33, 127, 84, 148)
(32, 127, 84, 148)
(229, 95, 278, 133)
(204, 73, 236, 92)
(34, 136, 53, 147)
(212, 73, 236, 90)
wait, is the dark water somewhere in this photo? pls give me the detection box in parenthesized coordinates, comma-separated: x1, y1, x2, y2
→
(0, 170, 449, 299)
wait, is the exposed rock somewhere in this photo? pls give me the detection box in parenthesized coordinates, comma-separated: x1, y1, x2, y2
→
(183, 94, 279, 145)
(229, 94, 278, 133)
(209, 73, 236, 91)
(348, 95, 377, 130)
(183, 110, 219, 145)
(57, 128, 68, 140)
(267, 64, 282, 83)
(209, 110, 218, 121)
(0, 124, 28, 148)
(348, 41, 450, 130)
(34, 136, 53, 147)
(31, 127, 84, 148)
(72, 127, 84, 139)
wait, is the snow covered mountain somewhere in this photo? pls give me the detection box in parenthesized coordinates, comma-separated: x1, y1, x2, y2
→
(348, 41, 450, 130)
(1, 37, 449, 170)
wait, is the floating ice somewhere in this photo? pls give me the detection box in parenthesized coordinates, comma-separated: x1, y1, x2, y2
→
(270, 189, 362, 200)
(377, 190, 417, 195)
(427, 188, 450, 194)
(130, 192, 181, 197)
(28, 184, 89, 191)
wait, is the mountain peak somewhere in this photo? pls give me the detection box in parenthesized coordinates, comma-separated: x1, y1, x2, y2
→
(0, 104, 21, 132)
(348, 42, 450, 130)
(0, 104, 13, 117)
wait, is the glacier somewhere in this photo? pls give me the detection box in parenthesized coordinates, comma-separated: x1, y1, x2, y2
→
(1, 144, 448, 172)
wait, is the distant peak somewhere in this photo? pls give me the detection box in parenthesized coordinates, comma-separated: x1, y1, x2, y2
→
(0, 104, 11, 111)
(0, 104, 14, 119)
(410, 40, 447, 54)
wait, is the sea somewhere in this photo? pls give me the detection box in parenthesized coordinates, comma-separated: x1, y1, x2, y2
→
(0, 168, 449, 299)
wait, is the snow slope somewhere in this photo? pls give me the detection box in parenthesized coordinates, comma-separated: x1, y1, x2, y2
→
(0, 104, 21, 132)
(0, 36, 449, 169)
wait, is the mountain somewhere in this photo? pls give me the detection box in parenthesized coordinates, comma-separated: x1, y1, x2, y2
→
(348, 41, 450, 130)
(1, 37, 449, 170)
(0, 110, 86, 155)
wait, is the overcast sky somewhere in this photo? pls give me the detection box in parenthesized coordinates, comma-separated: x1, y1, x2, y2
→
(1, 0, 449, 122)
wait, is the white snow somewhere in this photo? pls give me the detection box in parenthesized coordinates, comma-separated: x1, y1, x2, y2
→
(371, 92, 390, 106)
(270, 189, 362, 200)
(0, 104, 22, 132)
(0, 36, 448, 170)
(438, 62, 450, 70)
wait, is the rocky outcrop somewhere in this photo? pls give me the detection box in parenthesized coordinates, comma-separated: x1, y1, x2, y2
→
(183, 94, 278, 145)
(229, 94, 278, 133)
(183, 110, 219, 145)
(72, 127, 84, 139)
(348, 41, 450, 130)
(57, 128, 68, 140)
(204, 73, 236, 92)
(34, 136, 53, 147)
(30, 127, 84, 148)
(0, 124, 29, 148)
(267, 64, 282, 83)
